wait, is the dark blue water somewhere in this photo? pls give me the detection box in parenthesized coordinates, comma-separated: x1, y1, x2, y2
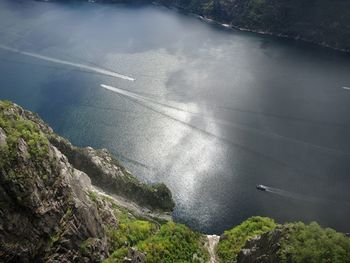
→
(1, 0, 350, 234)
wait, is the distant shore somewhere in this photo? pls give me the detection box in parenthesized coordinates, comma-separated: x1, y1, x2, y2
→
(152, 2, 350, 54)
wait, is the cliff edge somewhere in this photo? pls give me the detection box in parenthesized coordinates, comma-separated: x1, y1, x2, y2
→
(1, 100, 350, 263)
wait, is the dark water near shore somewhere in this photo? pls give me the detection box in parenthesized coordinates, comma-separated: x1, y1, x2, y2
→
(1, 0, 350, 234)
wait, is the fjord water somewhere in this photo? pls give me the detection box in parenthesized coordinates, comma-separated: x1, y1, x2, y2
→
(1, 0, 350, 234)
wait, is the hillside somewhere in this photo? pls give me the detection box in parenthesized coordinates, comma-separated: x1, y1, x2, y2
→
(157, 0, 350, 51)
(91, 0, 350, 52)
(1, 100, 350, 262)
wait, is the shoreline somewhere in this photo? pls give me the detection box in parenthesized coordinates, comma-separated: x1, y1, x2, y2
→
(155, 2, 350, 54)
(43, 0, 350, 54)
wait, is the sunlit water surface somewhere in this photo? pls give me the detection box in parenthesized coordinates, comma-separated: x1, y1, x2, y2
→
(1, 0, 350, 234)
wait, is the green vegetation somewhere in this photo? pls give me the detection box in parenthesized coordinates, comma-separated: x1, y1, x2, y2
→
(217, 216, 277, 262)
(279, 222, 350, 263)
(138, 222, 207, 263)
(80, 238, 100, 255)
(107, 220, 157, 251)
(88, 191, 99, 203)
(0, 100, 49, 169)
(101, 195, 207, 263)
(217, 217, 350, 263)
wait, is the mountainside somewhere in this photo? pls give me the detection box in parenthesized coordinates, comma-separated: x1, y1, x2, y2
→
(158, 0, 350, 52)
(88, 0, 350, 52)
(1, 100, 350, 262)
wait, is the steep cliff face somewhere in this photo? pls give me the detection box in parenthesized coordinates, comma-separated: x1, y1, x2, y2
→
(2, 101, 350, 262)
(236, 228, 283, 263)
(0, 101, 110, 262)
(49, 137, 175, 212)
(22, 104, 175, 212)
(0, 101, 206, 263)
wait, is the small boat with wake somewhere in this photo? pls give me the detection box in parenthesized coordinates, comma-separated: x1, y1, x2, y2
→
(256, 185, 267, 191)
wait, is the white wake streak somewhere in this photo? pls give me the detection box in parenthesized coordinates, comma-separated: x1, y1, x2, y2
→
(101, 84, 198, 114)
(101, 84, 350, 157)
(264, 186, 350, 206)
(101, 84, 161, 104)
(342, 87, 350, 90)
(0, 45, 134, 81)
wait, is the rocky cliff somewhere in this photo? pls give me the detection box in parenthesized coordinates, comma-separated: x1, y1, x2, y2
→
(0, 101, 110, 262)
(22, 106, 175, 212)
(0, 101, 207, 262)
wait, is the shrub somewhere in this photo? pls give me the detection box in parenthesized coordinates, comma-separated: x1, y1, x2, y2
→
(279, 222, 350, 263)
(0, 101, 49, 170)
(108, 220, 157, 251)
(217, 216, 277, 262)
(137, 221, 208, 263)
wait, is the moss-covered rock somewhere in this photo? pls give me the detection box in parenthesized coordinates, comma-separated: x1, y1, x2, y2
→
(0, 101, 109, 262)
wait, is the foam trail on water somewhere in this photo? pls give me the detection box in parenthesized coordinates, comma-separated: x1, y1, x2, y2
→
(101, 84, 199, 114)
(101, 84, 350, 157)
(102, 83, 350, 176)
(101, 84, 252, 129)
(342, 87, 350, 90)
(263, 186, 350, 206)
(0, 45, 134, 81)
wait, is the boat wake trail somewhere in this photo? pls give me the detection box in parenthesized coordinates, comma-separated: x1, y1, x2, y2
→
(100, 84, 308, 172)
(0, 44, 134, 81)
(101, 84, 201, 115)
(342, 87, 350, 90)
(100, 84, 350, 157)
(264, 186, 350, 206)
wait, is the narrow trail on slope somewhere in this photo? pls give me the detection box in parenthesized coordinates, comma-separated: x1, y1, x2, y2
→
(91, 186, 171, 224)
(206, 235, 220, 263)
